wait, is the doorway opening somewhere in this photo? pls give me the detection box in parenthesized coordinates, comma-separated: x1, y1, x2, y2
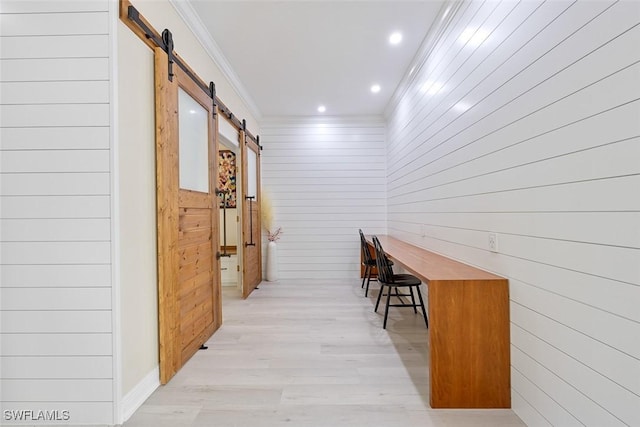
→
(218, 119, 243, 300)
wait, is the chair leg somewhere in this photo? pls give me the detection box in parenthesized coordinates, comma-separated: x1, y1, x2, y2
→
(383, 285, 393, 329)
(361, 265, 369, 289)
(409, 286, 417, 314)
(365, 267, 373, 297)
(416, 286, 428, 328)
(374, 283, 384, 312)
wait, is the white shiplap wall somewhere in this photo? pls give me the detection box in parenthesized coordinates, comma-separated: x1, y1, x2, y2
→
(386, 0, 640, 425)
(0, 0, 115, 424)
(260, 117, 386, 280)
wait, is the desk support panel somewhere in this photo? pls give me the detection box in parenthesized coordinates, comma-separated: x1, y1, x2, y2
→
(429, 279, 510, 408)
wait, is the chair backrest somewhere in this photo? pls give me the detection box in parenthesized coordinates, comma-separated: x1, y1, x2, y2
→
(359, 229, 373, 265)
(372, 235, 394, 284)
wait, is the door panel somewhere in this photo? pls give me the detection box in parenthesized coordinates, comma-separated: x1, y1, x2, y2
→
(241, 132, 262, 298)
(154, 47, 221, 384)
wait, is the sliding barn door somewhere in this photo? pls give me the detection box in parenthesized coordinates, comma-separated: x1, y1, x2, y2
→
(241, 131, 262, 298)
(155, 48, 221, 383)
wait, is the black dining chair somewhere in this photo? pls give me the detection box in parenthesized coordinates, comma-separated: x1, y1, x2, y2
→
(372, 235, 428, 329)
(359, 229, 394, 297)
(359, 229, 378, 297)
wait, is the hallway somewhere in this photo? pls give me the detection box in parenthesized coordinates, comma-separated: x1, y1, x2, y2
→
(124, 280, 525, 427)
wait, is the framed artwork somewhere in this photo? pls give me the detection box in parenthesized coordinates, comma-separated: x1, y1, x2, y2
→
(218, 150, 237, 208)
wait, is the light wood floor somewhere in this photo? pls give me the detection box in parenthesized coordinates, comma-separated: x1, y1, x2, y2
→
(124, 279, 526, 427)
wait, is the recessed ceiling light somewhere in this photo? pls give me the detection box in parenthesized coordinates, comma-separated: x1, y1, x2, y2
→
(370, 84, 381, 93)
(389, 32, 402, 45)
(317, 105, 326, 113)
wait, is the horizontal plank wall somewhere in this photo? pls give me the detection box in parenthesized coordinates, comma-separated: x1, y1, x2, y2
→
(260, 117, 387, 280)
(0, 0, 115, 424)
(386, 0, 640, 425)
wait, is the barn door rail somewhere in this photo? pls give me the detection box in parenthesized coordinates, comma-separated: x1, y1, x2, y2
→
(123, 1, 260, 145)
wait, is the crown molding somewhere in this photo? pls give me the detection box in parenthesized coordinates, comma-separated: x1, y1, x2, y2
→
(384, 0, 464, 120)
(169, 0, 263, 122)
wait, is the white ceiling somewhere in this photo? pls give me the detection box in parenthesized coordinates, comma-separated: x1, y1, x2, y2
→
(183, 1, 446, 118)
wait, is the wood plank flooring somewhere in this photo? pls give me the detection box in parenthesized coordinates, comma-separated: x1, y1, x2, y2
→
(124, 279, 526, 427)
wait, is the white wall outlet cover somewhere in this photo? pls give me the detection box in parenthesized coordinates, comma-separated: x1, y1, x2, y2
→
(488, 233, 498, 252)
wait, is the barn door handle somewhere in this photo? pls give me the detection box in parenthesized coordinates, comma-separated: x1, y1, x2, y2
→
(245, 196, 256, 247)
(216, 189, 231, 260)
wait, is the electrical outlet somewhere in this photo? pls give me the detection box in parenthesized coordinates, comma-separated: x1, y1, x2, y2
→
(488, 233, 498, 253)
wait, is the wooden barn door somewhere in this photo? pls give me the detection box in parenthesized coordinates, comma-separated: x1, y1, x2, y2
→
(241, 131, 262, 298)
(154, 48, 221, 383)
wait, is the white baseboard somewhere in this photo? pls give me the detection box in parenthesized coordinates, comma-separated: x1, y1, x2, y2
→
(120, 366, 160, 423)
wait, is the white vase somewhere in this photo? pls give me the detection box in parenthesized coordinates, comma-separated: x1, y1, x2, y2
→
(266, 241, 278, 281)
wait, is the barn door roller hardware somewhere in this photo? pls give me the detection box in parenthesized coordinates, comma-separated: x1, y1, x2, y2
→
(161, 29, 174, 81)
(209, 82, 217, 115)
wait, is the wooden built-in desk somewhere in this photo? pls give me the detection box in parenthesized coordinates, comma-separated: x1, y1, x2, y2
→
(365, 235, 510, 409)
